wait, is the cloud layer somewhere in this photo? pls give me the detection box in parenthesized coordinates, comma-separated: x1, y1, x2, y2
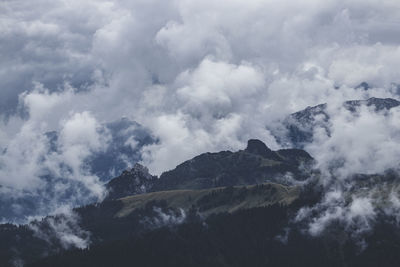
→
(1, 0, 400, 222)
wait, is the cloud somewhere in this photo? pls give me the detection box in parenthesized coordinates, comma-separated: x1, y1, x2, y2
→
(176, 59, 264, 115)
(306, 104, 400, 178)
(0, 0, 115, 115)
(0, 89, 108, 222)
(141, 207, 187, 229)
(29, 207, 91, 250)
(296, 188, 376, 238)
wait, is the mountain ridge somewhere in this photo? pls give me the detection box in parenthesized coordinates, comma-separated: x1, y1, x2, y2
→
(105, 139, 314, 200)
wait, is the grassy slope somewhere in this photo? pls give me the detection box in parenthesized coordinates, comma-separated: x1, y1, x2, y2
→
(116, 183, 300, 217)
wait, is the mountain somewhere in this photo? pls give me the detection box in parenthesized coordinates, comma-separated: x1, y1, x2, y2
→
(153, 139, 314, 191)
(0, 139, 313, 266)
(105, 163, 157, 200)
(279, 97, 400, 148)
(105, 139, 314, 199)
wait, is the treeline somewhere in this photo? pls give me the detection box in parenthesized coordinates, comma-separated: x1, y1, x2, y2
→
(28, 202, 400, 267)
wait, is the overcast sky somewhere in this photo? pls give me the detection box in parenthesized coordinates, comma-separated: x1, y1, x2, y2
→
(1, 0, 400, 223)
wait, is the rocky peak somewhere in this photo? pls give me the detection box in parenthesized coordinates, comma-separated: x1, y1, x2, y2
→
(245, 139, 270, 153)
(105, 163, 157, 200)
(121, 163, 152, 180)
(245, 139, 281, 160)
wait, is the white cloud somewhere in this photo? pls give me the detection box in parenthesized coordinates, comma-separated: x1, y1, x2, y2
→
(0, 89, 108, 222)
(29, 208, 91, 250)
(176, 58, 265, 114)
(301, 189, 376, 237)
(306, 105, 400, 177)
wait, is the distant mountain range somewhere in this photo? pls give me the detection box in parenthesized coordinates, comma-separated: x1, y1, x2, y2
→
(277, 97, 400, 148)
